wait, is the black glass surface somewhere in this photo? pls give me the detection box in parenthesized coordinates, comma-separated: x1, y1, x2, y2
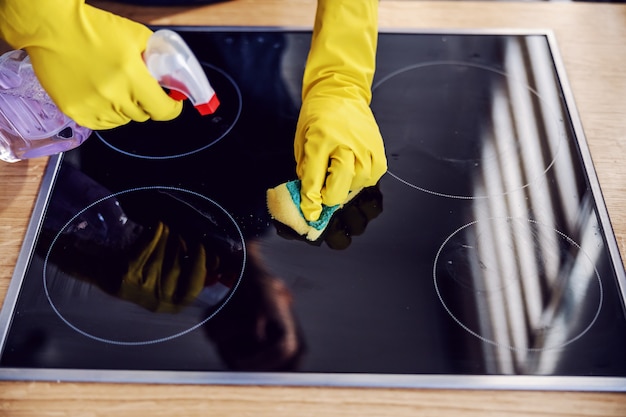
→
(1, 30, 625, 383)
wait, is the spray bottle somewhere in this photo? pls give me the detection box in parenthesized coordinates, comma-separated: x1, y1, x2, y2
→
(0, 29, 219, 163)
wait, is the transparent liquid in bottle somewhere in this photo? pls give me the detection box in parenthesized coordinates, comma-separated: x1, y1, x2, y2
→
(0, 50, 91, 162)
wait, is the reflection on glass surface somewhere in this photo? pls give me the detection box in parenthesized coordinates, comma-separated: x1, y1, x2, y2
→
(415, 36, 606, 374)
(42, 170, 247, 344)
(373, 39, 564, 200)
(434, 215, 603, 373)
(463, 37, 603, 374)
(372, 33, 625, 377)
(19, 167, 306, 370)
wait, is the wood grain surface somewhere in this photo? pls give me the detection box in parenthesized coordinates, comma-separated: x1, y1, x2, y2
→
(0, 1, 625, 416)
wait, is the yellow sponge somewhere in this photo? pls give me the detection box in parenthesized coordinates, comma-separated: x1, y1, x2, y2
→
(266, 180, 361, 242)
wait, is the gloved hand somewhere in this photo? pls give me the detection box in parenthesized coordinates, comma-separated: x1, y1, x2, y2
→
(273, 185, 383, 250)
(0, 0, 182, 130)
(294, 0, 387, 221)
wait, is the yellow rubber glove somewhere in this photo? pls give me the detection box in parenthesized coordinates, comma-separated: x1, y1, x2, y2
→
(0, 0, 182, 130)
(294, 0, 387, 221)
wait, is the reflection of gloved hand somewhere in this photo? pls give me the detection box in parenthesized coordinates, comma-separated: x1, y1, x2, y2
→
(205, 243, 305, 371)
(323, 185, 383, 250)
(119, 222, 209, 313)
(0, 0, 182, 130)
(294, 0, 387, 222)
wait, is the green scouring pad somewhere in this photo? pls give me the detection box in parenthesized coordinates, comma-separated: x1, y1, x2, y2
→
(266, 179, 361, 242)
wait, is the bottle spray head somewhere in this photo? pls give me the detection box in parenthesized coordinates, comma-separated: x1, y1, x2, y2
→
(143, 29, 219, 115)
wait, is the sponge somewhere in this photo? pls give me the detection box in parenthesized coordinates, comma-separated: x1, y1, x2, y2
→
(266, 180, 361, 242)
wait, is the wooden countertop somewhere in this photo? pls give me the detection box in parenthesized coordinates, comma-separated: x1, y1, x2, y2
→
(1, 1, 625, 415)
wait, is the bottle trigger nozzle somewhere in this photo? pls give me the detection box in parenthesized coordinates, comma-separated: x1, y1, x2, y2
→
(144, 29, 219, 115)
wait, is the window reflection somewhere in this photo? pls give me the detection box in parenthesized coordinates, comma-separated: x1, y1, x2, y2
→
(465, 37, 604, 374)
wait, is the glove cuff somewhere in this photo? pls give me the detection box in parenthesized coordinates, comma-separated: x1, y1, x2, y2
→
(302, 0, 379, 104)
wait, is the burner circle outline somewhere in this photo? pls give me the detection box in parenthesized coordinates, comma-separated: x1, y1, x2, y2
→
(43, 185, 247, 346)
(372, 60, 566, 199)
(95, 62, 242, 160)
(432, 216, 603, 352)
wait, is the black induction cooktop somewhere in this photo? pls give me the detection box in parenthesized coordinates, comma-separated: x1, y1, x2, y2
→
(1, 28, 625, 391)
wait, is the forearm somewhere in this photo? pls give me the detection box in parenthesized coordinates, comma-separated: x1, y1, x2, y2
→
(302, 0, 379, 104)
